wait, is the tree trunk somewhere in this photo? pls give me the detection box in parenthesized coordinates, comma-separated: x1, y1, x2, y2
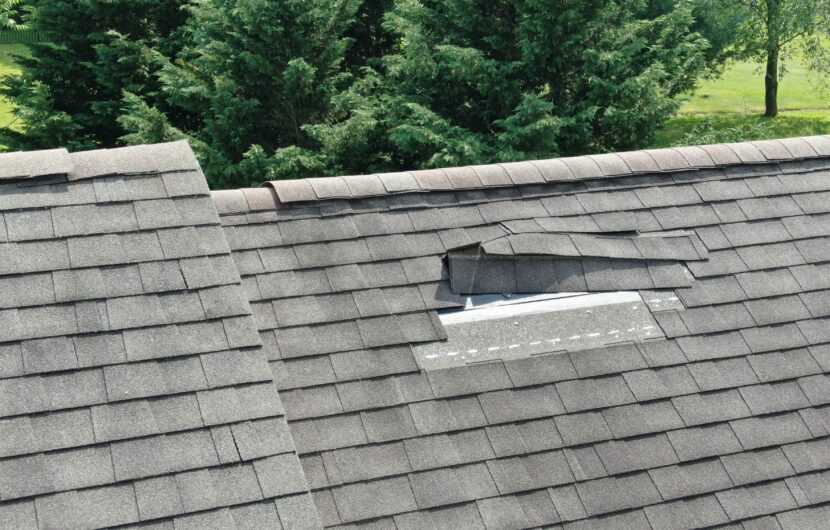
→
(765, 45, 779, 117)
(764, 0, 780, 117)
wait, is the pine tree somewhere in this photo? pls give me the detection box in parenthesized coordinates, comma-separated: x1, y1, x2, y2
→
(120, 0, 359, 188)
(298, 0, 708, 177)
(0, 0, 188, 151)
(123, 0, 709, 186)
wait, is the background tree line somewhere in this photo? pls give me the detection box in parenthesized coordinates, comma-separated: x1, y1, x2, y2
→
(1, 0, 828, 188)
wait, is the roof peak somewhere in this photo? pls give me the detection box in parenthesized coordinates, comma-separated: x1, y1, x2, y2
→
(0, 140, 200, 182)
(211, 135, 830, 213)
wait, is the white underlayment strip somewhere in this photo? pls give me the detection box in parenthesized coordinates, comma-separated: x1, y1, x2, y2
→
(442, 291, 643, 326)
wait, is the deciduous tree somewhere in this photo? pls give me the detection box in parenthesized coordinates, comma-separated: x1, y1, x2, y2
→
(730, 0, 830, 116)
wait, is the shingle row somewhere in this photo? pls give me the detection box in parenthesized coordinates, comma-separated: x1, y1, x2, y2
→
(476, 232, 706, 261)
(284, 374, 826, 456)
(0, 464, 315, 529)
(310, 428, 830, 525)
(312, 469, 830, 528)
(0, 314, 258, 374)
(222, 165, 830, 228)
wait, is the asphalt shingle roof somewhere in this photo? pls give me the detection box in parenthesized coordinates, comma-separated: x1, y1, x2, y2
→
(0, 142, 318, 529)
(212, 136, 830, 529)
(4, 136, 830, 528)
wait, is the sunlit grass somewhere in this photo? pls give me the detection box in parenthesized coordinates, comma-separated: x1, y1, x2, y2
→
(655, 57, 830, 147)
(0, 44, 29, 136)
(680, 59, 830, 114)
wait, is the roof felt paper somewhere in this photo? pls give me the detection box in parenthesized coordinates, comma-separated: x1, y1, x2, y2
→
(0, 142, 318, 529)
(4, 137, 830, 529)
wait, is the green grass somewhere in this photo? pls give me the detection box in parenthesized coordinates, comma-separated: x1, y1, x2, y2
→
(0, 44, 28, 132)
(654, 57, 830, 147)
(652, 111, 830, 148)
(681, 60, 830, 115)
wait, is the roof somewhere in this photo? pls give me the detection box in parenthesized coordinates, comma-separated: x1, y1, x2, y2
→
(212, 136, 830, 529)
(0, 142, 318, 529)
(1, 136, 830, 529)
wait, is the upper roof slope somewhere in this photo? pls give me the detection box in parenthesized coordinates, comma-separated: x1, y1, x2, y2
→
(0, 142, 320, 529)
(212, 135, 830, 529)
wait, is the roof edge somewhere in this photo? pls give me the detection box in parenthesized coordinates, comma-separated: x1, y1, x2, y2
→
(211, 134, 829, 214)
(0, 140, 200, 182)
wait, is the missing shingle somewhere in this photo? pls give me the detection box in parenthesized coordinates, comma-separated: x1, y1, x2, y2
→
(412, 292, 664, 370)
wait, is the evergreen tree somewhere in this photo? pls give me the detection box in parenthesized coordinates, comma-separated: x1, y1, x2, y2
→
(119, 0, 709, 186)
(121, 0, 359, 188)
(344, 0, 396, 70)
(0, 0, 28, 30)
(0, 0, 188, 151)
(301, 0, 709, 176)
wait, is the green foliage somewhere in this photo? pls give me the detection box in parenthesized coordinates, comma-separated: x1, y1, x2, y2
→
(6, 0, 711, 189)
(722, 0, 830, 115)
(654, 111, 830, 148)
(0, 0, 188, 150)
(0, 79, 83, 149)
(304, 0, 708, 177)
(677, 114, 775, 145)
(0, 0, 29, 30)
(344, 0, 396, 69)
(732, 0, 830, 61)
(119, 0, 359, 187)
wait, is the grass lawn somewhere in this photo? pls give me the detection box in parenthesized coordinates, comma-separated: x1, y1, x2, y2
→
(654, 57, 830, 147)
(681, 60, 829, 115)
(651, 110, 830, 148)
(0, 44, 28, 133)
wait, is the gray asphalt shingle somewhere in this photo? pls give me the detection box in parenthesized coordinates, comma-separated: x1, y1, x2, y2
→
(11, 136, 830, 527)
(0, 142, 315, 528)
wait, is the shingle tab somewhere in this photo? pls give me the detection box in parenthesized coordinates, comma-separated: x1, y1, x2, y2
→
(333, 477, 418, 523)
(672, 389, 751, 426)
(649, 459, 733, 500)
(721, 447, 795, 486)
(576, 473, 661, 516)
(716, 481, 798, 521)
(730, 412, 812, 450)
(556, 376, 636, 412)
(667, 423, 743, 461)
(595, 433, 679, 474)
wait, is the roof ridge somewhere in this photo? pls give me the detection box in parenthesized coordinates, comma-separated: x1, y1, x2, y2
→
(211, 135, 830, 213)
(0, 140, 200, 182)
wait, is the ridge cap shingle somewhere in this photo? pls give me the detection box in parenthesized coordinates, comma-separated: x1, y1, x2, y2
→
(239, 135, 830, 210)
(0, 147, 72, 180)
(0, 140, 199, 182)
